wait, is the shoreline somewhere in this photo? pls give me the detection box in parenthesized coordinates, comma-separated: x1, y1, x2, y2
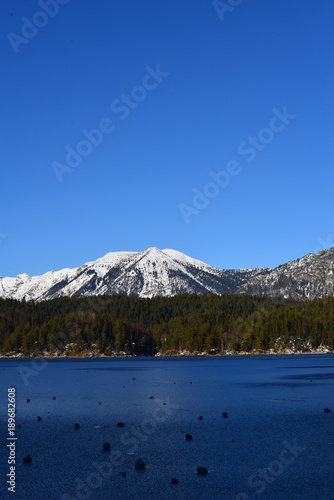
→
(1, 348, 333, 360)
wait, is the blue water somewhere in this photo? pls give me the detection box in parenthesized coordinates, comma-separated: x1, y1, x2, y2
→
(0, 355, 334, 499)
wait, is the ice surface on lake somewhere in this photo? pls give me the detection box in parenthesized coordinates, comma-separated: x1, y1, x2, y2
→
(0, 355, 333, 499)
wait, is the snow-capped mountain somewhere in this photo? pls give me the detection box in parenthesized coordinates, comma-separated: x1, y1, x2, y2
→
(236, 248, 334, 300)
(0, 247, 333, 302)
(0, 247, 261, 301)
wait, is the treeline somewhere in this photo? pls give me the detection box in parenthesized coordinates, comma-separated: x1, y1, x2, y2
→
(0, 294, 333, 356)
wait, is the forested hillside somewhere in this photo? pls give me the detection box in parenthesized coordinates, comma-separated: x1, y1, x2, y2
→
(0, 294, 333, 356)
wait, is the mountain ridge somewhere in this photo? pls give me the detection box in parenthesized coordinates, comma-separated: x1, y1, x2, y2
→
(0, 247, 333, 302)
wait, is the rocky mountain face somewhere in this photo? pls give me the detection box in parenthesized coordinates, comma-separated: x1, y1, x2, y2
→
(0, 247, 333, 302)
(0, 247, 262, 301)
(236, 248, 334, 300)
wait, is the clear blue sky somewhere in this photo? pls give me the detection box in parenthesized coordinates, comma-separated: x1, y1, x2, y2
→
(1, 0, 333, 277)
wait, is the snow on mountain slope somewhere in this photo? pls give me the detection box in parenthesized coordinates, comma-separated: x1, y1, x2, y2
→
(162, 249, 211, 268)
(1, 247, 333, 302)
(236, 248, 334, 300)
(0, 268, 79, 302)
(0, 247, 261, 302)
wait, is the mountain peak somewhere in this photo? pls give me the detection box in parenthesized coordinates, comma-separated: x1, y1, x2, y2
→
(0, 247, 333, 302)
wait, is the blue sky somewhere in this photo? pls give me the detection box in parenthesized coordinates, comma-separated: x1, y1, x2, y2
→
(1, 0, 333, 277)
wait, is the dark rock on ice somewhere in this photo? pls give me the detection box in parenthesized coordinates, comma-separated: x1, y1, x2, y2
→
(135, 458, 145, 470)
(22, 455, 32, 464)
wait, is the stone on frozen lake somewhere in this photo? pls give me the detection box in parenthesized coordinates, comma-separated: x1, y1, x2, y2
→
(135, 458, 145, 470)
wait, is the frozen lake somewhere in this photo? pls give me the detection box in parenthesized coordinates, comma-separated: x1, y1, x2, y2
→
(0, 355, 334, 499)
